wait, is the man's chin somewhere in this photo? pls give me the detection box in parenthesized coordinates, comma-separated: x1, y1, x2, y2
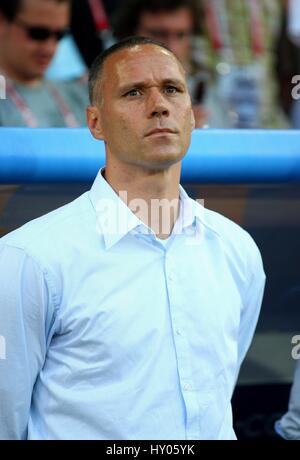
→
(25, 67, 46, 81)
(153, 149, 184, 164)
(34, 61, 52, 76)
(140, 153, 183, 171)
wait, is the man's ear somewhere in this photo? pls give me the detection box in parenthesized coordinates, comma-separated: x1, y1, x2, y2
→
(86, 105, 104, 140)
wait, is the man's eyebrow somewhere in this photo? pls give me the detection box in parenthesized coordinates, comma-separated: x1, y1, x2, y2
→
(161, 78, 186, 88)
(118, 78, 186, 94)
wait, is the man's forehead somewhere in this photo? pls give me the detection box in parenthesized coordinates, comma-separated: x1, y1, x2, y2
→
(19, 0, 69, 20)
(21, 0, 52, 13)
(140, 7, 194, 27)
(103, 45, 185, 84)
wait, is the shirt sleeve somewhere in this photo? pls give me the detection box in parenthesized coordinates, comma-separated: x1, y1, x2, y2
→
(237, 240, 266, 372)
(0, 243, 56, 439)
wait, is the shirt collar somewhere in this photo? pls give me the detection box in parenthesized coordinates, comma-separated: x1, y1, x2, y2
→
(89, 167, 206, 249)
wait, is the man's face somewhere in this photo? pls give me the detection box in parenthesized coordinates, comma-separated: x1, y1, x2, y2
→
(136, 8, 193, 68)
(0, 0, 69, 83)
(90, 45, 195, 171)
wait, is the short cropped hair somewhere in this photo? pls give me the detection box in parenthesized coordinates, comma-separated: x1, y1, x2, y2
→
(0, 0, 70, 21)
(88, 35, 182, 105)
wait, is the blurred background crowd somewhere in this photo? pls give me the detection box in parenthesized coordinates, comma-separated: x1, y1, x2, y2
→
(1, 0, 300, 129)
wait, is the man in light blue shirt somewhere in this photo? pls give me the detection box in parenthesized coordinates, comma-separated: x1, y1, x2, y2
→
(0, 36, 265, 440)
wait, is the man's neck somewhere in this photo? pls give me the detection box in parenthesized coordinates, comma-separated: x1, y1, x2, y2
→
(105, 161, 181, 240)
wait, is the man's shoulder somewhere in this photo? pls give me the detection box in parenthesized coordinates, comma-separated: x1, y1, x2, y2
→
(196, 202, 262, 265)
(201, 205, 251, 240)
(0, 192, 92, 256)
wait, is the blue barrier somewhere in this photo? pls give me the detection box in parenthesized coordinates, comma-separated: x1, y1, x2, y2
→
(1, 128, 300, 184)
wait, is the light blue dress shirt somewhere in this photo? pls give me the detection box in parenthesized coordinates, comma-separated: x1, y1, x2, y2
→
(0, 169, 265, 440)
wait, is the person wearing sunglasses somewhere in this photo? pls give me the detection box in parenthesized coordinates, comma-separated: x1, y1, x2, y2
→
(0, 0, 88, 127)
(13, 16, 70, 42)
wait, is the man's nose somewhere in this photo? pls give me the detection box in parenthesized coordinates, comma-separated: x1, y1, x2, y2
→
(147, 89, 169, 118)
(40, 37, 58, 55)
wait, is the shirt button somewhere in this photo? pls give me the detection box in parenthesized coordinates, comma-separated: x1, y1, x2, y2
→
(183, 383, 192, 391)
(175, 329, 181, 336)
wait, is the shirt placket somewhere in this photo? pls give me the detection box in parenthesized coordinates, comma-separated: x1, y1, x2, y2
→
(164, 244, 201, 440)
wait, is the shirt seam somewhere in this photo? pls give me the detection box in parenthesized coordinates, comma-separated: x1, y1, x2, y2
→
(0, 242, 60, 314)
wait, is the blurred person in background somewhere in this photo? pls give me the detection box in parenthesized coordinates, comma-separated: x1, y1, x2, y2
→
(287, 0, 300, 48)
(46, 0, 122, 81)
(70, 0, 120, 68)
(195, 0, 289, 129)
(112, 0, 209, 128)
(286, 0, 300, 128)
(0, 0, 88, 127)
(45, 28, 87, 81)
(47, 0, 117, 82)
(275, 358, 300, 440)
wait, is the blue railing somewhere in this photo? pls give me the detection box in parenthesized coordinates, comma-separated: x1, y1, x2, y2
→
(1, 128, 300, 183)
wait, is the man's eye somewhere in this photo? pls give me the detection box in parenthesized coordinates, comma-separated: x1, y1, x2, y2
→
(125, 89, 141, 97)
(165, 86, 178, 94)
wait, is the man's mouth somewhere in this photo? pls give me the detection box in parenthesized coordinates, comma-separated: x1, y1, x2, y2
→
(145, 128, 177, 137)
(35, 55, 52, 67)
